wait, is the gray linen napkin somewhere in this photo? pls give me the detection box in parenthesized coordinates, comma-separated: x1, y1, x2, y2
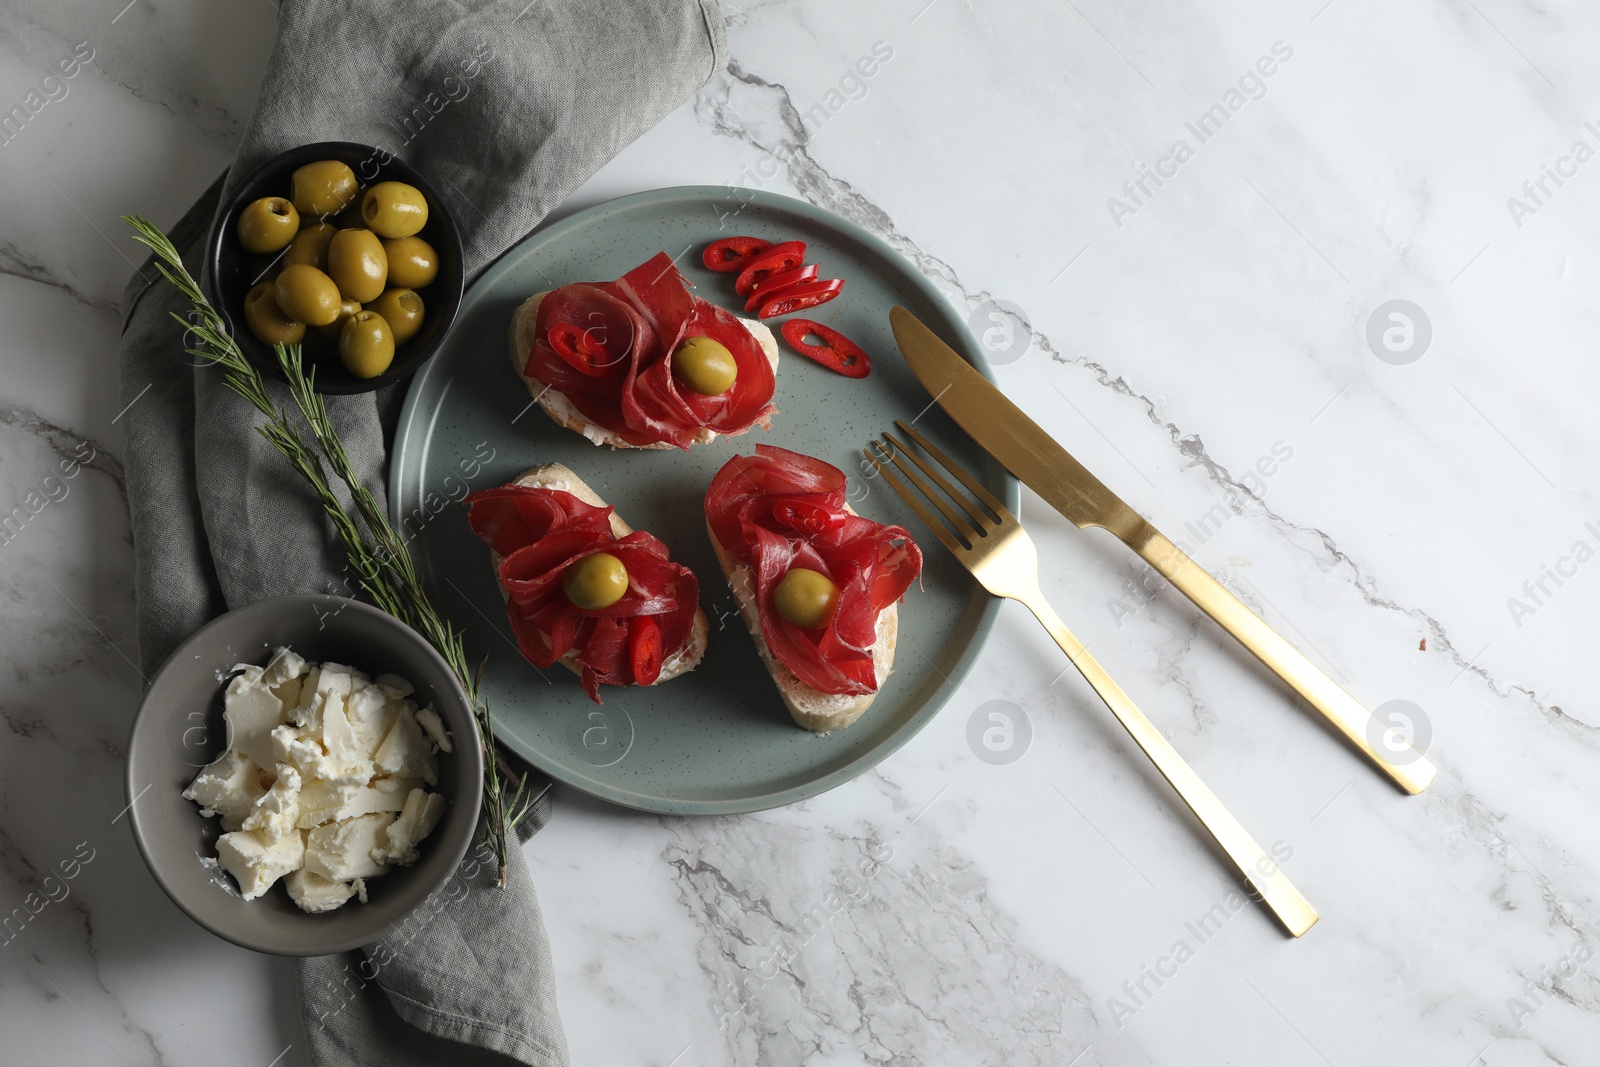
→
(116, 2, 727, 1064)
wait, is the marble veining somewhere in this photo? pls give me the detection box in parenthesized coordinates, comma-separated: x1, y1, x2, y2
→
(663, 791, 1160, 1066)
(698, 41, 1562, 746)
(0, 404, 127, 502)
(2, 1, 1598, 1065)
(0, 240, 120, 314)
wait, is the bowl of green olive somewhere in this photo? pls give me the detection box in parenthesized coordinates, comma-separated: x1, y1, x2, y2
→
(206, 141, 465, 395)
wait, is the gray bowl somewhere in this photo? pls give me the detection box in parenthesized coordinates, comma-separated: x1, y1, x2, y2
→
(126, 594, 483, 956)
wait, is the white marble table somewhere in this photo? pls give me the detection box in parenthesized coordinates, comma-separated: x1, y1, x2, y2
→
(4, 1, 1598, 1064)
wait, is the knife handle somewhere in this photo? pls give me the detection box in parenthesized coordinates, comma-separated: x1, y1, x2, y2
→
(1127, 526, 1436, 795)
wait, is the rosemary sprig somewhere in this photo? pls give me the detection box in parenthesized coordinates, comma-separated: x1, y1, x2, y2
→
(124, 215, 527, 885)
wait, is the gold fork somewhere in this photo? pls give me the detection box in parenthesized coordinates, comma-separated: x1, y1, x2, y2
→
(867, 420, 1318, 936)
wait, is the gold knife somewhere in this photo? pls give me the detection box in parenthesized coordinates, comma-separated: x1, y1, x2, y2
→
(890, 306, 1435, 794)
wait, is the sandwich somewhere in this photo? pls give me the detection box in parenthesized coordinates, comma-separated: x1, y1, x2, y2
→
(466, 463, 707, 702)
(704, 445, 922, 732)
(508, 252, 778, 450)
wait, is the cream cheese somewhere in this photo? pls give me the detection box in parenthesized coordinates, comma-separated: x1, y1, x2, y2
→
(184, 648, 450, 913)
(215, 828, 305, 901)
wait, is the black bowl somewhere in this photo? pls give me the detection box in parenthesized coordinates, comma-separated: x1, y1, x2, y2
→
(206, 141, 466, 395)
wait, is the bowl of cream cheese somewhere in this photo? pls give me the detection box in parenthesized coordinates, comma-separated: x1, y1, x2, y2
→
(125, 594, 484, 955)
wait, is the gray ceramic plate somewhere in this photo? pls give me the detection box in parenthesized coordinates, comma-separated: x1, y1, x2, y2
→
(125, 594, 483, 955)
(389, 186, 1016, 814)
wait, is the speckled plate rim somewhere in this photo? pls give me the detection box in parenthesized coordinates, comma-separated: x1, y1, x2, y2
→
(389, 185, 1018, 815)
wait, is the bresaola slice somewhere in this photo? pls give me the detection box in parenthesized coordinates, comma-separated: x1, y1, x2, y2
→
(520, 253, 777, 450)
(705, 445, 922, 697)
(466, 482, 701, 702)
(617, 254, 777, 447)
(523, 284, 658, 446)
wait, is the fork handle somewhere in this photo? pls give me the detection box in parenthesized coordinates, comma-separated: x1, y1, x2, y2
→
(1127, 527, 1435, 795)
(1022, 592, 1319, 937)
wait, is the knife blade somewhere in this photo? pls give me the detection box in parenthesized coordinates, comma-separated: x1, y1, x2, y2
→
(890, 305, 1436, 794)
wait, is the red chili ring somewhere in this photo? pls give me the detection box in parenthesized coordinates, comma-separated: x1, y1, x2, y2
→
(702, 236, 773, 273)
(756, 278, 843, 319)
(743, 264, 820, 313)
(780, 319, 870, 378)
(734, 240, 807, 296)
(628, 615, 665, 685)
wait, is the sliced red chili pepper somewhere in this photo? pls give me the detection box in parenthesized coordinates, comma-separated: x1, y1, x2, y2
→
(780, 319, 870, 378)
(547, 321, 620, 377)
(702, 236, 772, 273)
(757, 278, 843, 320)
(743, 264, 819, 312)
(733, 240, 806, 297)
(628, 615, 664, 685)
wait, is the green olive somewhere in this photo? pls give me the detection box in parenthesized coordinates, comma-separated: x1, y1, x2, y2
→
(361, 181, 429, 238)
(282, 222, 337, 270)
(381, 236, 439, 289)
(290, 159, 359, 217)
(236, 196, 299, 254)
(368, 288, 424, 344)
(673, 336, 738, 395)
(243, 283, 306, 345)
(313, 297, 363, 340)
(562, 552, 629, 610)
(338, 310, 395, 378)
(273, 264, 343, 327)
(327, 228, 388, 303)
(773, 568, 839, 629)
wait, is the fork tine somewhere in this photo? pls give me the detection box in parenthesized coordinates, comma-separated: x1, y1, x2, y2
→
(863, 444, 972, 558)
(875, 432, 983, 543)
(881, 428, 993, 530)
(894, 420, 1010, 520)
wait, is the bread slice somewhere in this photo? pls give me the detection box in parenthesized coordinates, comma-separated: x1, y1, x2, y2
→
(707, 508, 898, 734)
(488, 464, 708, 685)
(508, 292, 779, 449)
